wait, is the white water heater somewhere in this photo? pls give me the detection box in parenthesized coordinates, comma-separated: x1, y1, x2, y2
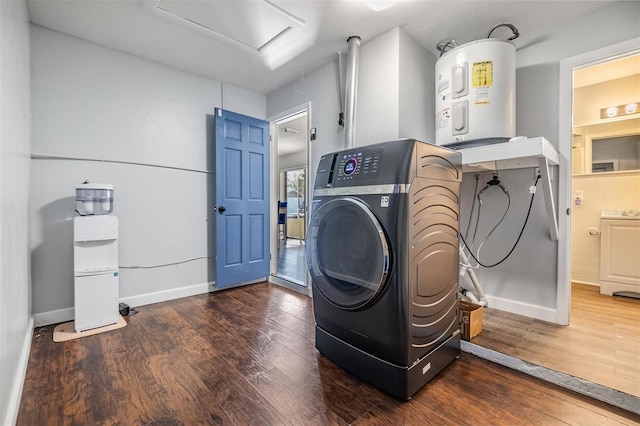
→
(435, 39, 515, 146)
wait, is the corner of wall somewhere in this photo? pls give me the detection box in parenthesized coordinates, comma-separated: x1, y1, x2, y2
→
(398, 28, 436, 143)
(355, 27, 401, 145)
(1, 0, 33, 423)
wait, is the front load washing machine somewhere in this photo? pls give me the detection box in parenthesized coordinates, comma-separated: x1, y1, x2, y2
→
(306, 139, 462, 400)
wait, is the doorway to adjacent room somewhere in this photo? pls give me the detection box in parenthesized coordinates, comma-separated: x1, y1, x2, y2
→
(270, 107, 309, 290)
(277, 168, 306, 285)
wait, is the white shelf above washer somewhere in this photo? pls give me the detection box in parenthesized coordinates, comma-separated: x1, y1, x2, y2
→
(456, 136, 560, 241)
(458, 137, 559, 172)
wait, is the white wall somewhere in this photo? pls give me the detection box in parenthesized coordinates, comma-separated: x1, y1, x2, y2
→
(355, 28, 400, 145)
(0, 1, 32, 424)
(278, 150, 306, 171)
(572, 172, 640, 285)
(267, 59, 344, 195)
(459, 168, 560, 315)
(355, 26, 436, 145)
(398, 29, 436, 143)
(574, 74, 640, 127)
(516, 1, 640, 152)
(267, 27, 434, 195)
(30, 26, 266, 325)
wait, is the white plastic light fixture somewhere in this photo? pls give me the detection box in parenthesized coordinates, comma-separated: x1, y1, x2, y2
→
(601, 102, 639, 119)
(625, 103, 638, 114)
(362, 0, 397, 11)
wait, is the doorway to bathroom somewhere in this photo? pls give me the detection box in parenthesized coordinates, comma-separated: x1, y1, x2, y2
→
(569, 53, 640, 291)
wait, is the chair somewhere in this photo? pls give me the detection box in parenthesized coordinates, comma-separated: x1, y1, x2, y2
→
(277, 201, 287, 247)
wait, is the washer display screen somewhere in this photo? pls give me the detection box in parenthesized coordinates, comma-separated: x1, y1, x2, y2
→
(343, 158, 358, 175)
(335, 148, 383, 182)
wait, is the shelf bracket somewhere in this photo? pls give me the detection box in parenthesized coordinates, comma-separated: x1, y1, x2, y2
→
(459, 137, 560, 242)
(538, 156, 559, 241)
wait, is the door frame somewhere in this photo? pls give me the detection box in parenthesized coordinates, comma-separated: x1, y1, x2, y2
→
(557, 37, 640, 324)
(268, 102, 312, 295)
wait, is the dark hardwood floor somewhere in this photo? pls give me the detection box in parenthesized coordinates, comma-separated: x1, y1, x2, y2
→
(18, 283, 638, 425)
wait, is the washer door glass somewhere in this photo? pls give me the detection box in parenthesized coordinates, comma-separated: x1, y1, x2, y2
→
(306, 197, 390, 309)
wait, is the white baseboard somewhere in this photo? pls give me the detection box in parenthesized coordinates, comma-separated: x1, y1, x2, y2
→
(486, 295, 558, 323)
(4, 316, 34, 426)
(34, 307, 74, 327)
(120, 282, 213, 308)
(34, 282, 214, 327)
(572, 280, 600, 287)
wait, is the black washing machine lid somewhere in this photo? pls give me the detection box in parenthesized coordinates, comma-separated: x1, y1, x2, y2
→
(306, 197, 391, 310)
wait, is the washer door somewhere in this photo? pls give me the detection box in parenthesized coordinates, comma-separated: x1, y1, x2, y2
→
(306, 197, 391, 310)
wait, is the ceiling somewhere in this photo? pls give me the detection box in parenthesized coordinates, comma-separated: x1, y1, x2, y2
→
(26, 0, 616, 95)
(573, 53, 640, 88)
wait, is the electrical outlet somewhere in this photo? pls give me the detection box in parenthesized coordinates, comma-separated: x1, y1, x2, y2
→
(574, 189, 584, 207)
(535, 167, 553, 180)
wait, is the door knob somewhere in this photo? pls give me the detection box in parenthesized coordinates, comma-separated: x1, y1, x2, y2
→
(217, 206, 226, 213)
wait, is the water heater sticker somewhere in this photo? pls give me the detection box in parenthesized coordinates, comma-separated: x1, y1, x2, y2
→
(474, 89, 490, 105)
(436, 109, 450, 130)
(472, 60, 493, 87)
(380, 196, 389, 207)
(438, 80, 449, 94)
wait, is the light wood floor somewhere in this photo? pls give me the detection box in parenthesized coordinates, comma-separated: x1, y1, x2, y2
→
(473, 283, 640, 397)
(18, 282, 638, 425)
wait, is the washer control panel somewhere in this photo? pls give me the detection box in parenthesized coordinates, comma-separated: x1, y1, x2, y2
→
(336, 148, 383, 182)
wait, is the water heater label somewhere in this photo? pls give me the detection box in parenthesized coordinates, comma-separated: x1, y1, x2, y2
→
(437, 79, 449, 94)
(474, 89, 490, 105)
(436, 108, 450, 130)
(472, 60, 493, 87)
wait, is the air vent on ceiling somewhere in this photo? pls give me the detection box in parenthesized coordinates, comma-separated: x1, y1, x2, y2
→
(143, 0, 305, 53)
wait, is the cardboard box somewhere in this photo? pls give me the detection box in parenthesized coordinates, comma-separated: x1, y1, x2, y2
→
(459, 300, 483, 341)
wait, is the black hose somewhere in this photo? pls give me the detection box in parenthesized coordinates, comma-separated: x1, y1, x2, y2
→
(460, 175, 540, 268)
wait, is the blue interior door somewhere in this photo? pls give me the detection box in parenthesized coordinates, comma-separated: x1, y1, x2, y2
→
(214, 108, 270, 289)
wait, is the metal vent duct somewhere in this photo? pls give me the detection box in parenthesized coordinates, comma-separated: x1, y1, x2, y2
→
(344, 36, 361, 149)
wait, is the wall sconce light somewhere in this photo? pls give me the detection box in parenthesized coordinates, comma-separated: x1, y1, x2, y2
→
(601, 102, 639, 119)
(282, 127, 301, 133)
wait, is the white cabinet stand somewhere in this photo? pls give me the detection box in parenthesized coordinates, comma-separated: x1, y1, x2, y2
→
(600, 217, 640, 296)
(74, 215, 119, 332)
